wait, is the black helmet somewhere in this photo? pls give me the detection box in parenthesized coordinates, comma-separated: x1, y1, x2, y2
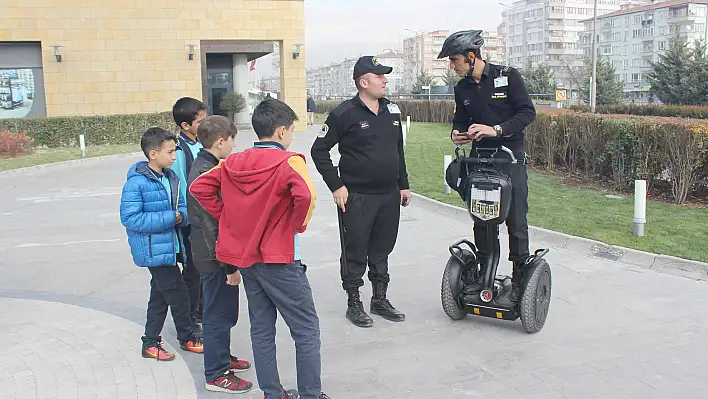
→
(437, 29, 484, 59)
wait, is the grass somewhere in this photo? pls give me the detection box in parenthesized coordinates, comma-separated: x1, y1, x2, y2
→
(404, 122, 708, 263)
(0, 144, 140, 172)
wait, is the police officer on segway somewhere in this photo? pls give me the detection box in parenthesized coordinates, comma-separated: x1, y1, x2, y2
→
(439, 29, 536, 304)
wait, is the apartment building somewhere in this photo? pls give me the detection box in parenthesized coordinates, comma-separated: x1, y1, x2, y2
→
(373, 50, 406, 94)
(580, 0, 708, 103)
(306, 58, 357, 99)
(504, 0, 649, 97)
(402, 30, 450, 88)
(306, 50, 406, 98)
(482, 28, 508, 65)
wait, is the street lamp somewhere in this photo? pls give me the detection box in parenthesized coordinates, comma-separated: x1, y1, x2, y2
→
(590, 0, 598, 113)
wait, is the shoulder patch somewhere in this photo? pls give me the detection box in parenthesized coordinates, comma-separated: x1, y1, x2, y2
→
(330, 100, 356, 118)
(318, 123, 329, 138)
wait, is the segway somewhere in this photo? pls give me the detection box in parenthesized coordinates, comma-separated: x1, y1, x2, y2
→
(441, 145, 552, 333)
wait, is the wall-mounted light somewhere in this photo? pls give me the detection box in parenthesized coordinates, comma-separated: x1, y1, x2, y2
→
(51, 44, 64, 62)
(187, 44, 197, 60)
(292, 43, 303, 59)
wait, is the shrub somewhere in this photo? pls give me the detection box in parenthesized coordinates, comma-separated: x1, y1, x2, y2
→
(219, 92, 247, 115)
(0, 130, 34, 157)
(0, 112, 174, 148)
(569, 104, 708, 119)
(314, 98, 708, 203)
(315, 99, 570, 122)
(315, 100, 342, 114)
(525, 113, 708, 204)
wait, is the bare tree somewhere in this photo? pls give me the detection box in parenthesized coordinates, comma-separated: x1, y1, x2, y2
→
(560, 55, 587, 106)
(271, 42, 281, 72)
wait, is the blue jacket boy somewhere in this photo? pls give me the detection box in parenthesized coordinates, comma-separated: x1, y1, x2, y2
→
(120, 160, 189, 267)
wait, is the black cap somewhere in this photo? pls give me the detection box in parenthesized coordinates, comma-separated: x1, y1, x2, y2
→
(353, 56, 393, 80)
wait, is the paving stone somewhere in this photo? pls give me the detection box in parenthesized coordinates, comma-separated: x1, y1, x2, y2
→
(2, 127, 708, 399)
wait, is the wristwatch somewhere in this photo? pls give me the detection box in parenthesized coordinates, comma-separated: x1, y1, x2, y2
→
(493, 125, 503, 137)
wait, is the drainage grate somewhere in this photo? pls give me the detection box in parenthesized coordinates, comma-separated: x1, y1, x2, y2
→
(595, 251, 621, 261)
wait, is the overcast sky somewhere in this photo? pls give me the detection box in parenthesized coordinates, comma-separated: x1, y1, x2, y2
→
(255, 0, 505, 77)
(304, 0, 505, 67)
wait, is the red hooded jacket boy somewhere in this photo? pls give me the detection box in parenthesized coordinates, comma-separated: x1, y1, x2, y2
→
(188, 142, 316, 268)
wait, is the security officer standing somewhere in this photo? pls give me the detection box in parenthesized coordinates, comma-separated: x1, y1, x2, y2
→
(438, 30, 536, 304)
(310, 56, 411, 328)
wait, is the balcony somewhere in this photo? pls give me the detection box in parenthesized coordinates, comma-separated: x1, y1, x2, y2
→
(545, 36, 566, 43)
(546, 48, 581, 56)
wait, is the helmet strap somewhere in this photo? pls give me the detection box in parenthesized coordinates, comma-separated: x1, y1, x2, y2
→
(464, 54, 475, 77)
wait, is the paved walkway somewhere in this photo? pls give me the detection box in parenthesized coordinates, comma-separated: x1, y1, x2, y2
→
(1, 126, 708, 399)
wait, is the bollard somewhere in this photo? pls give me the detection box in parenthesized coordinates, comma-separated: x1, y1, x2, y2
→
(79, 134, 87, 158)
(633, 179, 646, 236)
(406, 116, 411, 132)
(443, 155, 452, 195)
(401, 124, 407, 145)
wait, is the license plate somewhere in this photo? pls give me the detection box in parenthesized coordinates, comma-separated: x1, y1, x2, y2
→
(469, 187, 500, 221)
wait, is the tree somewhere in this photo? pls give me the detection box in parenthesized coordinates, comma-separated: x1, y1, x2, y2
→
(271, 42, 281, 72)
(646, 34, 693, 105)
(648, 35, 708, 105)
(411, 71, 436, 94)
(520, 63, 556, 95)
(687, 39, 708, 105)
(219, 92, 246, 121)
(441, 68, 460, 87)
(580, 55, 623, 106)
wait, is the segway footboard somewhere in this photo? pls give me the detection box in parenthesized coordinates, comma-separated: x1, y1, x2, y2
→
(462, 302, 519, 321)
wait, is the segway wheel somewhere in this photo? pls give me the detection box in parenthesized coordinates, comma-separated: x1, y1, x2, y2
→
(519, 258, 552, 333)
(441, 256, 467, 320)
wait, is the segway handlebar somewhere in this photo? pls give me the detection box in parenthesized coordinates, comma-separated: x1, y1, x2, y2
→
(458, 145, 519, 166)
(462, 157, 514, 166)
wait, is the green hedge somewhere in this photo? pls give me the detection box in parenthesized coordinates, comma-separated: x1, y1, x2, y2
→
(524, 113, 708, 204)
(0, 112, 175, 148)
(316, 99, 569, 123)
(317, 99, 708, 204)
(569, 104, 708, 119)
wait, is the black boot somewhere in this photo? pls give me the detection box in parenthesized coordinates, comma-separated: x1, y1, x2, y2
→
(370, 282, 405, 322)
(346, 289, 373, 328)
(510, 261, 526, 304)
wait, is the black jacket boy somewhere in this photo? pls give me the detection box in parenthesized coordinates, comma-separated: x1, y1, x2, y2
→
(186, 148, 238, 275)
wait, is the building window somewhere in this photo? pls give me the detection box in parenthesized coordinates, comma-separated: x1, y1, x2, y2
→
(0, 42, 46, 119)
(669, 6, 688, 18)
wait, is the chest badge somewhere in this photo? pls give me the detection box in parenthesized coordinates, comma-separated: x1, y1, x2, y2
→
(393, 120, 400, 126)
(386, 103, 401, 114)
(360, 121, 370, 129)
(492, 92, 508, 99)
(494, 76, 508, 88)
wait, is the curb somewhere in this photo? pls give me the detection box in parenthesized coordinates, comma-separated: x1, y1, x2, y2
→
(0, 151, 142, 178)
(411, 192, 708, 281)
